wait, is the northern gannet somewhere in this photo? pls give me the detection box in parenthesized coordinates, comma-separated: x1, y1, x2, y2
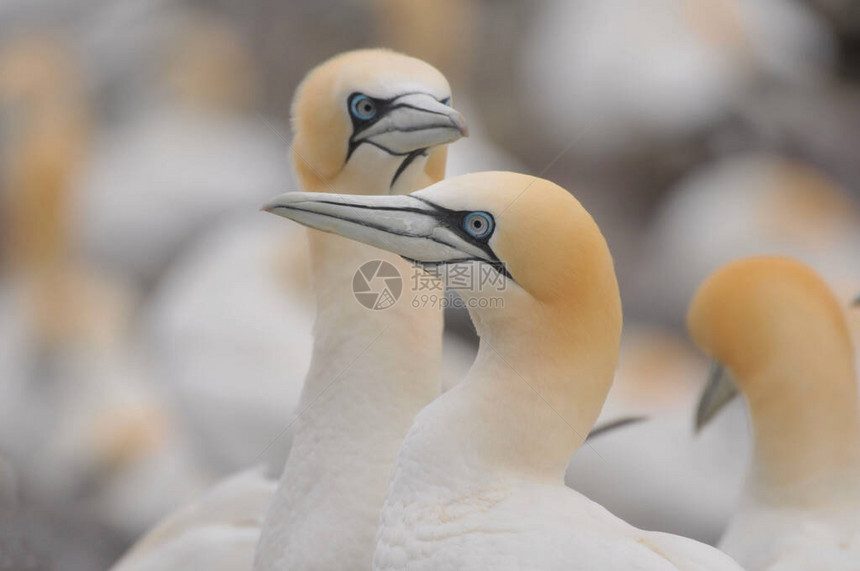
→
(112, 48, 467, 571)
(597, 154, 860, 540)
(690, 257, 860, 569)
(263, 171, 743, 570)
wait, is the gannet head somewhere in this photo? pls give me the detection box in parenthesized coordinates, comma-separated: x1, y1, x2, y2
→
(264, 172, 623, 428)
(688, 257, 857, 432)
(291, 49, 467, 194)
(265, 171, 619, 311)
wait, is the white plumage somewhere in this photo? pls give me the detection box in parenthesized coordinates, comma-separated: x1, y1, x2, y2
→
(147, 215, 312, 471)
(111, 467, 276, 571)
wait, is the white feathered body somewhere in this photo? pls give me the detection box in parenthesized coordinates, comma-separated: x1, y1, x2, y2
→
(111, 467, 276, 571)
(719, 496, 860, 570)
(375, 461, 741, 570)
(374, 384, 743, 571)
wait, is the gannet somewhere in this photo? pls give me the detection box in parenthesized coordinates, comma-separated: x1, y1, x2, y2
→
(112, 48, 467, 571)
(690, 257, 860, 569)
(263, 171, 743, 570)
(602, 154, 860, 539)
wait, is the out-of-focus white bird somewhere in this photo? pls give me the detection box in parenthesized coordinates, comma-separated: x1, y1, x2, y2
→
(566, 323, 751, 544)
(520, 0, 833, 157)
(639, 154, 860, 326)
(0, 34, 209, 538)
(147, 215, 313, 471)
(74, 15, 290, 282)
(271, 171, 743, 570)
(112, 49, 467, 570)
(112, 467, 276, 571)
(689, 257, 860, 569)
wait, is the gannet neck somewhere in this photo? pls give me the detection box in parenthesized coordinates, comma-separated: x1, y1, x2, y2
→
(746, 346, 860, 504)
(255, 174, 444, 570)
(391, 256, 621, 494)
(292, 142, 446, 199)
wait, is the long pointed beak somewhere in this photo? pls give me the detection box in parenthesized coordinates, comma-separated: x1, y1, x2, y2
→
(262, 192, 492, 266)
(355, 93, 468, 155)
(586, 415, 648, 441)
(695, 362, 739, 433)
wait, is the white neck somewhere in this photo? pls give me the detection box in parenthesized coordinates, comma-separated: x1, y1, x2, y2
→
(383, 287, 619, 503)
(255, 159, 443, 570)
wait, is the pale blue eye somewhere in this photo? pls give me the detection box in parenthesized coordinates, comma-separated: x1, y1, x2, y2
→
(350, 94, 376, 120)
(463, 212, 494, 239)
(441, 97, 451, 106)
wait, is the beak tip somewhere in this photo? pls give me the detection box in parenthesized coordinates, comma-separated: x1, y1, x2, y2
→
(261, 197, 291, 216)
(454, 113, 469, 138)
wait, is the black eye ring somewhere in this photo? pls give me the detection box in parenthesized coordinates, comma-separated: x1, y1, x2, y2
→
(349, 94, 377, 120)
(441, 97, 451, 106)
(463, 211, 494, 239)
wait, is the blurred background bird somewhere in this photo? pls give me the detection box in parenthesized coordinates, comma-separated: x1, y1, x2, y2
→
(688, 257, 860, 569)
(0, 0, 858, 569)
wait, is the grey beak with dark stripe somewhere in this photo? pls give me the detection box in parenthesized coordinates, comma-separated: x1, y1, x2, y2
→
(262, 192, 495, 268)
(695, 362, 740, 433)
(354, 93, 468, 156)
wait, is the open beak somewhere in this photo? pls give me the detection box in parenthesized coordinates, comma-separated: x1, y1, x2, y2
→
(354, 93, 468, 155)
(695, 362, 739, 433)
(262, 192, 493, 268)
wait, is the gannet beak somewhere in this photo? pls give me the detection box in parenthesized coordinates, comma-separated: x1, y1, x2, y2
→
(586, 415, 648, 441)
(695, 363, 739, 433)
(262, 192, 500, 271)
(354, 93, 468, 155)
